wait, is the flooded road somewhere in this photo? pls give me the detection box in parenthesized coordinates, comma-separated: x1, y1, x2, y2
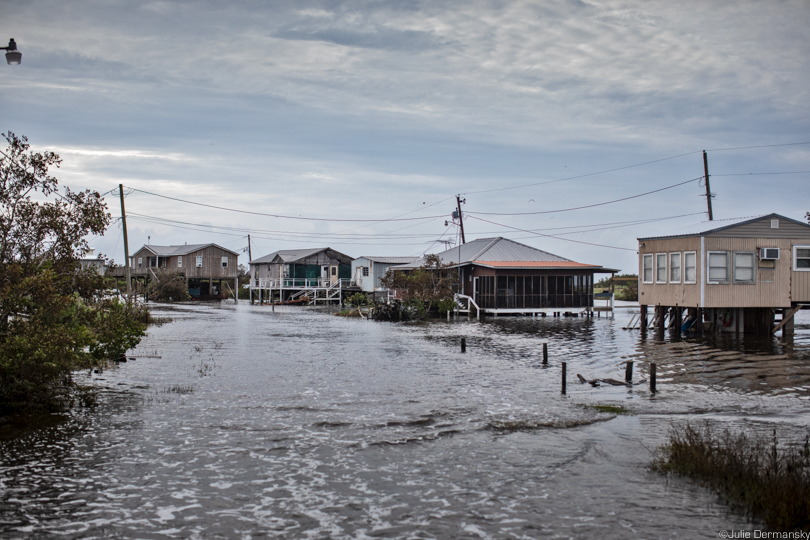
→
(1, 302, 809, 539)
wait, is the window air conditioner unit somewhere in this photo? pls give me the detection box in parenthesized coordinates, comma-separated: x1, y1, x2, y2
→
(759, 248, 779, 260)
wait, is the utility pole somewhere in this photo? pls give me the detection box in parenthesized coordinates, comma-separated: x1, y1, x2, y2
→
(247, 234, 252, 261)
(455, 195, 466, 244)
(703, 150, 713, 220)
(119, 184, 132, 301)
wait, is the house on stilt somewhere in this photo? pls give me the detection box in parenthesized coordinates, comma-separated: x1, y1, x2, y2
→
(111, 243, 240, 300)
(637, 213, 810, 337)
(249, 247, 356, 304)
(393, 237, 618, 317)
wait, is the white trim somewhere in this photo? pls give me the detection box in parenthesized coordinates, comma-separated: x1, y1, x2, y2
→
(642, 253, 654, 283)
(794, 245, 810, 271)
(655, 253, 667, 284)
(695, 236, 706, 307)
(684, 251, 697, 284)
(707, 251, 730, 284)
(732, 251, 756, 284)
(669, 252, 682, 283)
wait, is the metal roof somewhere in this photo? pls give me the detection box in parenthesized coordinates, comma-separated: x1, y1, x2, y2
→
(392, 237, 614, 270)
(357, 256, 421, 264)
(474, 261, 600, 268)
(636, 213, 810, 241)
(139, 243, 239, 256)
(250, 247, 354, 265)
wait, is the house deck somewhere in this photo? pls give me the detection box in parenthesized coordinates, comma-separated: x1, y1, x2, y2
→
(249, 278, 360, 304)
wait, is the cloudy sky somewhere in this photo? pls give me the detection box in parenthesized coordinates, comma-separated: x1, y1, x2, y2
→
(2, 0, 809, 273)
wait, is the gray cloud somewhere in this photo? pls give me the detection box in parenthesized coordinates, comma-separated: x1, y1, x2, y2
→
(1, 0, 808, 271)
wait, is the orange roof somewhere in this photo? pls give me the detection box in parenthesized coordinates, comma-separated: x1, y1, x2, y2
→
(474, 260, 600, 268)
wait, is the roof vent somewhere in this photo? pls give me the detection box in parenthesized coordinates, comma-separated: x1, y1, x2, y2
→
(771, 219, 779, 229)
(759, 248, 780, 260)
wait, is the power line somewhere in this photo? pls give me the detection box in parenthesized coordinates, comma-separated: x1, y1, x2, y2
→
(510, 212, 706, 238)
(705, 141, 810, 152)
(128, 187, 446, 223)
(126, 215, 439, 246)
(711, 170, 810, 177)
(127, 210, 704, 248)
(466, 176, 702, 217)
(127, 212, 440, 239)
(461, 151, 701, 195)
(466, 215, 638, 252)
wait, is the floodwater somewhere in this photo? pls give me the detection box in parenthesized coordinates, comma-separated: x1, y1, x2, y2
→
(1, 301, 809, 539)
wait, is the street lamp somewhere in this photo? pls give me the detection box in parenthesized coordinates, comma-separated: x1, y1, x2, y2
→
(2, 39, 21, 65)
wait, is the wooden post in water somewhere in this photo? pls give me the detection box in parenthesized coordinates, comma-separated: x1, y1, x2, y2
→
(561, 362, 567, 394)
(656, 306, 666, 334)
(461, 337, 466, 352)
(650, 362, 657, 393)
(542, 342, 548, 365)
(696, 307, 704, 336)
(625, 361, 633, 383)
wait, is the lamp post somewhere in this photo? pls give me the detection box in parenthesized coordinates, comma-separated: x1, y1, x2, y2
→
(1, 39, 21, 65)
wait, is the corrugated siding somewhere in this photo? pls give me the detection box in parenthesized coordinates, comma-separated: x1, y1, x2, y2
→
(351, 258, 372, 291)
(705, 217, 810, 239)
(638, 237, 701, 307)
(372, 261, 391, 290)
(703, 238, 791, 307)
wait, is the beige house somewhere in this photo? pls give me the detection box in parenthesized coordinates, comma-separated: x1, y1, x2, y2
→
(637, 213, 810, 335)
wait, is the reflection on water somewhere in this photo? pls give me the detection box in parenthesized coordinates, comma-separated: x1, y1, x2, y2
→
(1, 301, 808, 538)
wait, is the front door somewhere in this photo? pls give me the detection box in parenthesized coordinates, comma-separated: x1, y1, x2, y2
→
(330, 266, 338, 285)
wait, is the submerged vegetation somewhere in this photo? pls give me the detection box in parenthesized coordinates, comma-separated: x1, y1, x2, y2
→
(651, 423, 810, 532)
(145, 269, 191, 302)
(581, 404, 631, 415)
(0, 132, 148, 415)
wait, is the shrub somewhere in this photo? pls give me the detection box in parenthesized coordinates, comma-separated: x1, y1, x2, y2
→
(651, 422, 810, 531)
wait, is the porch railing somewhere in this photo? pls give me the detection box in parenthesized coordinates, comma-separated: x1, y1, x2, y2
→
(252, 278, 356, 288)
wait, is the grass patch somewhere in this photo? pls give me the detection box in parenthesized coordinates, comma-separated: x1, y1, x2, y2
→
(582, 404, 631, 415)
(335, 308, 362, 318)
(651, 422, 810, 532)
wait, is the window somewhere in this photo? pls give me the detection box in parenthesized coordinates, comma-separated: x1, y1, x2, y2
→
(178, 256, 182, 268)
(794, 246, 810, 271)
(221, 257, 228, 268)
(331, 266, 337, 276)
(684, 251, 697, 284)
(642, 254, 654, 283)
(196, 256, 203, 268)
(656, 253, 667, 283)
(771, 219, 779, 229)
(669, 252, 681, 283)
(733, 252, 755, 284)
(362, 267, 369, 277)
(138, 257, 142, 268)
(707, 251, 730, 284)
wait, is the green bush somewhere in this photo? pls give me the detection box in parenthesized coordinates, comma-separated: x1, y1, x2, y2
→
(347, 292, 368, 307)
